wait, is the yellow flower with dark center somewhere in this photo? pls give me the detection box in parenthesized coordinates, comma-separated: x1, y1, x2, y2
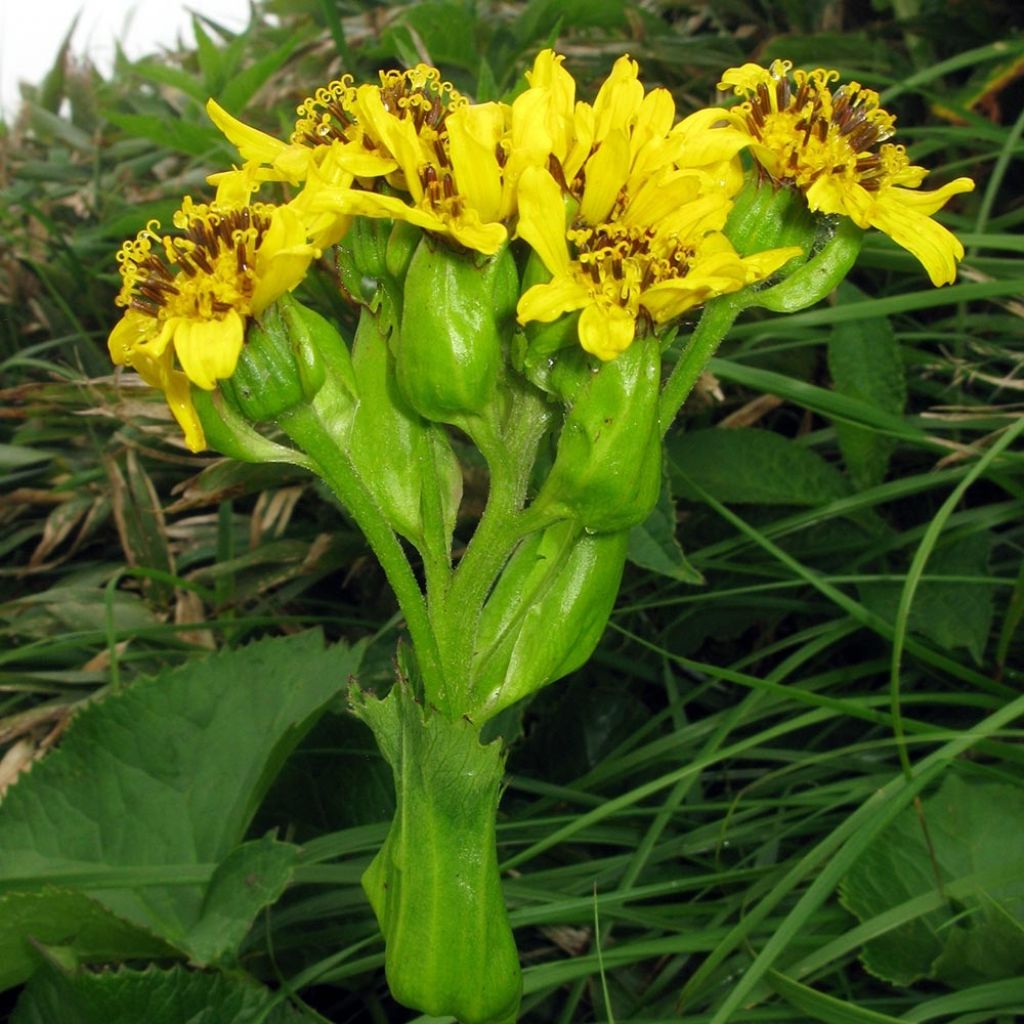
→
(516, 165, 801, 360)
(718, 59, 975, 285)
(311, 65, 509, 254)
(207, 75, 399, 186)
(108, 196, 317, 450)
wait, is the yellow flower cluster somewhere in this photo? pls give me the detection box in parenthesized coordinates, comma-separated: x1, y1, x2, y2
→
(108, 51, 974, 447)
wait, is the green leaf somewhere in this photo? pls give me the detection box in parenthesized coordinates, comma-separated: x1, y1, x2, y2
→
(668, 428, 850, 506)
(105, 113, 221, 156)
(828, 282, 907, 489)
(12, 961, 307, 1024)
(0, 632, 361, 980)
(219, 33, 303, 113)
(181, 835, 297, 966)
(0, 890, 173, 993)
(627, 477, 703, 584)
(0, 443, 53, 469)
(859, 531, 995, 663)
(840, 773, 1024, 988)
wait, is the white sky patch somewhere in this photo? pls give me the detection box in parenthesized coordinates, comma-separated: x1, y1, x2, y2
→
(0, 0, 253, 120)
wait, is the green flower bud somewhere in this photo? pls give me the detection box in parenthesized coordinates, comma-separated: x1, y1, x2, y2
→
(353, 683, 521, 1024)
(726, 175, 818, 257)
(532, 334, 662, 532)
(336, 215, 393, 304)
(725, 176, 865, 313)
(470, 522, 629, 720)
(396, 237, 518, 424)
(221, 294, 352, 425)
(348, 311, 461, 546)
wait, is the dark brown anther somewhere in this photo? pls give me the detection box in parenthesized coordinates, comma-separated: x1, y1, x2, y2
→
(547, 154, 569, 192)
(236, 240, 249, 274)
(776, 76, 791, 109)
(190, 248, 214, 274)
(129, 298, 159, 317)
(442, 172, 455, 199)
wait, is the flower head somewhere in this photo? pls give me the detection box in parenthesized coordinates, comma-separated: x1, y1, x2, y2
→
(515, 54, 799, 361)
(719, 59, 975, 285)
(288, 65, 506, 254)
(108, 196, 317, 450)
(516, 167, 798, 360)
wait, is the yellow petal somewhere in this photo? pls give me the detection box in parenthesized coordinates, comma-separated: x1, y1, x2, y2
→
(448, 209, 508, 255)
(173, 310, 245, 391)
(579, 129, 630, 225)
(447, 103, 505, 223)
(312, 186, 441, 233)
(526, 50, 576, 111)
(718, 62, 780, 98)
(107, 310, 152, 366)
(210, 165, 260, 207)
(668, 108, 752, 166)
(578, 301, 635, 360)
(593, 55, 644, 140)
(206, 99, 289, 169)
(882, 176, 975, 217)
(867, 192, 967, 286)
(564, 101, 595, 183)
(128, 345, 207, 451)
(516, 166, 571, 276)
(355, 86, 425, 202)
(516, 275, 590, 325)
(252, 205, 317, 313)
(161, 367, 206, 451)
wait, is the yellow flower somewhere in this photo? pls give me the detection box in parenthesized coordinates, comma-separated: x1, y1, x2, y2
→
(206, 77, 399, 187)
(718, 59, 975, 285)
(516, 165, 801, 361)
(108, 196, 318, 450)
(311, 65, 509, 254)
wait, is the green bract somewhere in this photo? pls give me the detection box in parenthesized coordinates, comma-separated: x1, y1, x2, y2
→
(470, 521, 630, 721)
(348, 312, 462, 547)
(353, 684, 521, 1024)
(396, 238, 518, 424)
(220, 295, 355, 426)
(533, 334, 663, 532)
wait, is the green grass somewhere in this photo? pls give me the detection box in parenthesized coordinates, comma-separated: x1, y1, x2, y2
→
(1, 1, 1023, 1021)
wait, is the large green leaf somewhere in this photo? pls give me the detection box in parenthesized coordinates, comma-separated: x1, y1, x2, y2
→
(828, 282, 907, 490)
(0, 632, 361, 986)
(840, 773, 1024, 988)
(12, 962, 307, 1024)
(668, 428, 850, 506)
(0, 890, 173, 993)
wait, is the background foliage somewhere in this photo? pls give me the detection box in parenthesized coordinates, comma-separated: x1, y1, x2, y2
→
(1, 0, 1023, 1021)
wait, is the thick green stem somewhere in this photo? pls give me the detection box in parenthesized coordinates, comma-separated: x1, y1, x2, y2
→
(658, 293, 745, 437)
(279, 404, 449, 711)
(352, 683, 521, 1024)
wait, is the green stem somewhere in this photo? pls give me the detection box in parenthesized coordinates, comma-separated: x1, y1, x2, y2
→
(279, 404, 449, 711)
(658, 293, 745, 437)
(442, 408, 554, 704)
